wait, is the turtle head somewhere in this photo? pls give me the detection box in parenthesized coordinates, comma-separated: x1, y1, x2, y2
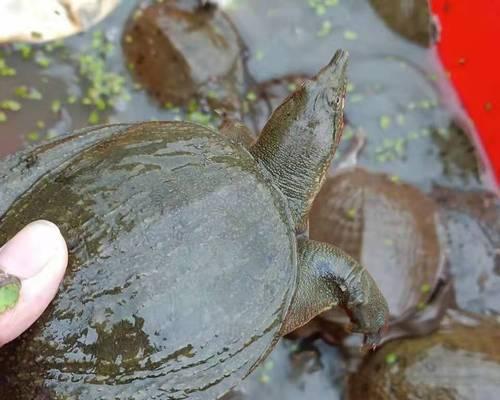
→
(301, 49, 348, 148)
(251, 49, 349, 230)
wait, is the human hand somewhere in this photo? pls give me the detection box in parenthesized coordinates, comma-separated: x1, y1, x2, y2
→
(0, 220, 67, 347)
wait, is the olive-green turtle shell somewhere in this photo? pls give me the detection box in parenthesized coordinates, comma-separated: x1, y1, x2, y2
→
(0, 122, 297, 399)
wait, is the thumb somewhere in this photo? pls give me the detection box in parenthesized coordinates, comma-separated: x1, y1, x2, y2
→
(0, 220, 68, 347)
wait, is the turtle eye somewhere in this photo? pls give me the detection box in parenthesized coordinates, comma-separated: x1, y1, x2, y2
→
(336, 95, 344, 110)
(325, 87, 342, 108)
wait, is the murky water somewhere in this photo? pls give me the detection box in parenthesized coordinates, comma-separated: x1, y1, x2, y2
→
(0, 0, 490, 191)
(0, 0, 498, 399)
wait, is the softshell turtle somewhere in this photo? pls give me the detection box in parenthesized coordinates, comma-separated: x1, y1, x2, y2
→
(0, 50, 388, 399)
(290, 139, 448, 345)
(123, 0, 246, 111)
(347, 310, 500, 400)
(432, 186, 500, 315)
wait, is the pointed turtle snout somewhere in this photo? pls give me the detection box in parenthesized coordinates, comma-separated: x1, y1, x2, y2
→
(316, 49, 349, 84)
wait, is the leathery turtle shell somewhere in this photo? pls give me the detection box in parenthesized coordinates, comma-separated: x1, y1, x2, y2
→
(0, 122, 297, 399)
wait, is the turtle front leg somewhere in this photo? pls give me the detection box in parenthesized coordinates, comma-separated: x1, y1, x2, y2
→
(0, 270, 21, 314)
(281, 239, 389, 347)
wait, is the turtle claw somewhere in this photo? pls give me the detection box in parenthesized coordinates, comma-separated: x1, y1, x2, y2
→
(362, 330, 382, 351)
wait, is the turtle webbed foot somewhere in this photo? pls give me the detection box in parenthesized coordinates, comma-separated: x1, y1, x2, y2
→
(346, 286, 389, 349)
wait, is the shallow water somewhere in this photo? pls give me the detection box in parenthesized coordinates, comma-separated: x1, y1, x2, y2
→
(0, 0, 489, 190)
(0, 0, 498, 399)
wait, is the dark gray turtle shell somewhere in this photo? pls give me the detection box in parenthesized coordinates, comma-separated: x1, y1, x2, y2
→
(0, 122, 297, 399)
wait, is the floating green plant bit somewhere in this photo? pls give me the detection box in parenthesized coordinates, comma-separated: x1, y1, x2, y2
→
(317, 20, 332, 37)
(0, 100, 21, 111)
(375, 137, 408, 163)
(187, 99, 198, 113)
(308, 0, 339, 15)
(379, 115, 391, 130)
(26, 131, 40, 142)
(408, 131, 419, 140)
(78, 53, 127, 112)
(36, 120, 45, 129)
(420, 283, 432, 294)
(0, 58, 16, 76)
(14, 86, 42, 100)
(188, 111, 212, 127)
(15, 43, 32, 59)
(0, 271, 21, 314)
(420, 128, 430, 137)
(418, 99, 432, 109)
(51, 100, 61, 113)
(393, 138, 406, 157)
(28, 89, 42, 100)
(346, 207, 357, 220)
(263, 360, 274, 371)
(407, 101, 416, 110)
(206, 90, 219, 100)
(67, 95, 78, 104)
(389, 175, 400, 183)
(288, 343, 300, 353)
(384, 352, 398, 365)
(343, 30, 358, 40)
(35, 53, 52, 68)
(416, 301, 427, 311)
(43, 39, 65, 53)
(133, 9, 143, 21)
(246, 91, 257, 102)
(315, 4, 326, 15)
(287, 82, 298, 92)
(434, 127, 447, 137)
(255, 49, 265, 61)
(259, 373, 271, 384)
(349, 93, 364, 103)
(14, 86, 30, 98)
(346, 82, 355, 93)
(91, 30, 114, 56)
(46, 129, 58, 139)
(0, 111, 6, 122)
(396, 114, 405, 126)
(92, 30, 104, 49)
(343, 125, 354, 139)
(93, 97, 107, 111)
(88, 110, 100, 124)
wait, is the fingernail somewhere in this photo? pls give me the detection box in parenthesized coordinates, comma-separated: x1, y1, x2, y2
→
(0, 270, 21, 314)
(0, 220, 64, 279)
